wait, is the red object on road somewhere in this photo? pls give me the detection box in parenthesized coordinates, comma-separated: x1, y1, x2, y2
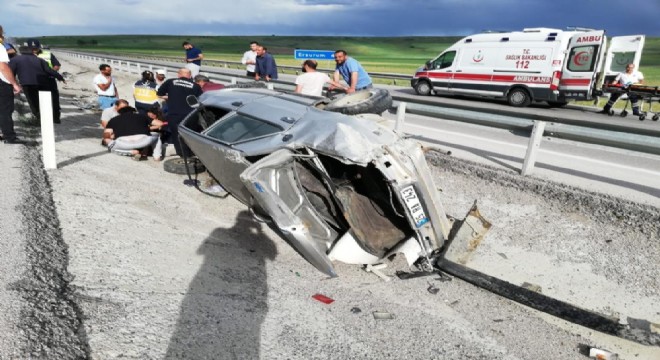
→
(312, 294, 335, 304)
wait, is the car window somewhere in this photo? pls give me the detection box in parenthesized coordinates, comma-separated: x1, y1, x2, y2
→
(204, 113, 282, 144)
(567, 45, 599, 72)
(432, 51, 456, 69)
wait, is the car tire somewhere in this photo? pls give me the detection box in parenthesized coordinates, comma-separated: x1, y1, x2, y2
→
(163, 157, 206, 175)
(507, 88, 532, 107)
(224, 81, 268, 89)
(414, 81, 432, 96)
(547, 101, 568, 108)
(324, 88, 393, 115)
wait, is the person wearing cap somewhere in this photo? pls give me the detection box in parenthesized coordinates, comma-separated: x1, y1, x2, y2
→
(294, 60, 338, 97)
(155, 69, 167, 89)
(0, 24, 22, 143)
(194, 74, 225, 92)
(27, 38, 63, 123)
(9, 44, 66, 123)
(94, 64, 118, 110)
(182, 41, 203, 77)
(133, 70, 159, 115)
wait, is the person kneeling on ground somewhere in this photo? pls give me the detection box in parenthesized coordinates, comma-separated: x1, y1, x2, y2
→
(103, 106, 164, 161)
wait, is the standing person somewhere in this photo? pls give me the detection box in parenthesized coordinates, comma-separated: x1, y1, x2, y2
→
(9, 45, 66, 123)
(94, 64, 118, 110)
(601, 63, 645, 116)
(0, 25, 22, 143)
(133, 70, 159, 115)
(294, 60, 337, 97)
(28, 39, 64, 123)
(330, 49, 372, 94)
(182, 41, 203, 78)
(241, 41, 258, 78)
(157, 68, 202, 157)
(194, 74, 225, 92)
(254, 46, 278, 82)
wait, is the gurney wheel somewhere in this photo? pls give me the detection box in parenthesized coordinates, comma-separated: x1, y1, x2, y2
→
(639, 114, 645, 121)
(607, 110, 614, 116)
(620, 110, 628, 117)
(652, 114, 659, 121)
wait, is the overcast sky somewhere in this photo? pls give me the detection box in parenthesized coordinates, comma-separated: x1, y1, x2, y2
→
(3, 0, 659, 38)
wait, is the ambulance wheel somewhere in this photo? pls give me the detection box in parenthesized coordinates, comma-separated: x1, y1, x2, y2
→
(414, 81, 432, 96)
(652, 114, 659, 121)
(639, 114, 646, 121)
(620, 110, 628, 117)
(507, 88, 531, 107)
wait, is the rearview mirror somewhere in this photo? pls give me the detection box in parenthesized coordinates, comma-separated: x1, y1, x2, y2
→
(186, 95, 200, 108)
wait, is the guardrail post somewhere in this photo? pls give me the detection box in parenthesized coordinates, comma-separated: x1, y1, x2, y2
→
(231, 77, 237, 84)
(39, 91, 57, 169)
(395, 102, 407, 131)
(137, 63, 141, 74)
(267, 83, 274, 90)
(521, 120, 546, 176)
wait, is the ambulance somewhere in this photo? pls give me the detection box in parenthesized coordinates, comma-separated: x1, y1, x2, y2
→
(410, 28, 645, 107)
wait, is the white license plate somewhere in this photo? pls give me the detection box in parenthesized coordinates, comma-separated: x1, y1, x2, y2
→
(400, 185, 429, 228)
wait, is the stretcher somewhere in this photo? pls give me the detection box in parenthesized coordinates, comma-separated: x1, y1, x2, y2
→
(603, 84, 660, 121)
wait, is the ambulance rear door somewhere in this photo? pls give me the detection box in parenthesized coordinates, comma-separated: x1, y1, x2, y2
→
(559, 30, 606, 100)
(602, 35, 645, 80)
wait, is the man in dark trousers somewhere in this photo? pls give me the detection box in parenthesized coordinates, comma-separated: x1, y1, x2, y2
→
(157, 68, 202, 157)
(9, 45, 65, 123)
(254, 46, 278, 82)
(28, 39, 64, 123)
(0, 24, 22, 143)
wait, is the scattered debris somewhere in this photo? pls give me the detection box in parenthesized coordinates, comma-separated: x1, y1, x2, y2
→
(311, 294, 334, 304)
(521, 282, 543, 293)
(605, 239, 613, 243)
(183, 179, 200, 187)
(435, 272, 453, 282)
(350, 307, 362, 314)
(493, 319, 504, 323)
(427, 283, 440, 295)
(497, 252, 508, 259)
(364, 264, 391, 282)
(396, 270, 439, 280)
(372, 311, 395, 320)
(588, 347, 619, 360)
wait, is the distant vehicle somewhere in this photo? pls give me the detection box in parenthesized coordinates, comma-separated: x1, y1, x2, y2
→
(411, 28, 645, 107)
(178, 88, 489, 277)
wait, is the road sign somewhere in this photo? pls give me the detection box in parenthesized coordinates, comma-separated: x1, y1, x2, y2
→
(294, 49, 335, 60)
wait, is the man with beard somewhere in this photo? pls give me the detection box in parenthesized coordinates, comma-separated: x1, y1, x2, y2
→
(330, 49, 372, 94)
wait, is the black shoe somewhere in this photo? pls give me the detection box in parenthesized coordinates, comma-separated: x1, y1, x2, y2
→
(4, 138, 26, 144)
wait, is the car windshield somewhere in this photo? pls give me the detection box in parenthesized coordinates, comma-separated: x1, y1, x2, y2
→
(204, 113, 282, 144)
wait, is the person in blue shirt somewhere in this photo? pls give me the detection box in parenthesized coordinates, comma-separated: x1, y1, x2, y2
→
(331, 49, 372, 94)
(182, 41, 203, 77)
(254, 46, 278, 82)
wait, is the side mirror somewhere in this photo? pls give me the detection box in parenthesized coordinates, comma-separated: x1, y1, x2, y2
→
(425, 60, 433, 70)
(186, 95, 200, 108)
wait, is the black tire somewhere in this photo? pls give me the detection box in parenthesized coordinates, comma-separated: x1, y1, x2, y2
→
(639, 114, 646, 121)
(507, 88, 532, 107)
(620, 110, 628, 117)
(414, 81, 432, 96)
(163, 157, 206, 175)
(652, 114, 659, 121)
(324, 88, 393, 115)
(547, 101, 568, 108)
(224, 81, 268, 89)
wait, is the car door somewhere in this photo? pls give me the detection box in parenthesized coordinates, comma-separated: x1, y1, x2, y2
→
(240, 149, 340, 277)
(558, 30, 606, 100)
(602, 35, 645, 79)
(426, 50, 458, 93)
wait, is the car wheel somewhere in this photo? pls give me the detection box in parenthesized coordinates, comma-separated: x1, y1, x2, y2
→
(163, 157, 206, 175)
(414, 81, 432, 96)
(547, 101, 568, 108)
(507, 88, 531, 107)
(324, 88, 393, 115)
(224, 81, 268, 89)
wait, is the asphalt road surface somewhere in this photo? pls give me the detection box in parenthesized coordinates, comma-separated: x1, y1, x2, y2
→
(0, 52, 658, 359)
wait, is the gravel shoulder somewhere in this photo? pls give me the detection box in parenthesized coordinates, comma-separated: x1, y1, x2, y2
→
(7, 52, 657, 359)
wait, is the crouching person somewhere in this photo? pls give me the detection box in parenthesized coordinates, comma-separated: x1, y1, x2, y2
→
(103, 106, 164, 161)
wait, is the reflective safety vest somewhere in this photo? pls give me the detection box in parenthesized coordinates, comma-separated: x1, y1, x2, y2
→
(133, 81, 159, 105)
(38, 50, 53, 68)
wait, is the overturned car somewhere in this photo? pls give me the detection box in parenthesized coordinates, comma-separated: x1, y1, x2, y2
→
(179, 88, 490, 277)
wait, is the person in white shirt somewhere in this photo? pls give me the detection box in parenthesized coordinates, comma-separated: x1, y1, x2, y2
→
(602, 63, 644, 115)
(93, 64, 118, 110)
(0, 25, 22, 143)
(294, 60, 339, 97)
(241, 41, 258, 78)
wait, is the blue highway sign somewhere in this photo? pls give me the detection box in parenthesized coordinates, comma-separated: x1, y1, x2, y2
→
(294, 49, 336, 60)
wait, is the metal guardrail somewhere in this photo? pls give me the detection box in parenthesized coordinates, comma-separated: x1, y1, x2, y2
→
(58, 50, 660, 157)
